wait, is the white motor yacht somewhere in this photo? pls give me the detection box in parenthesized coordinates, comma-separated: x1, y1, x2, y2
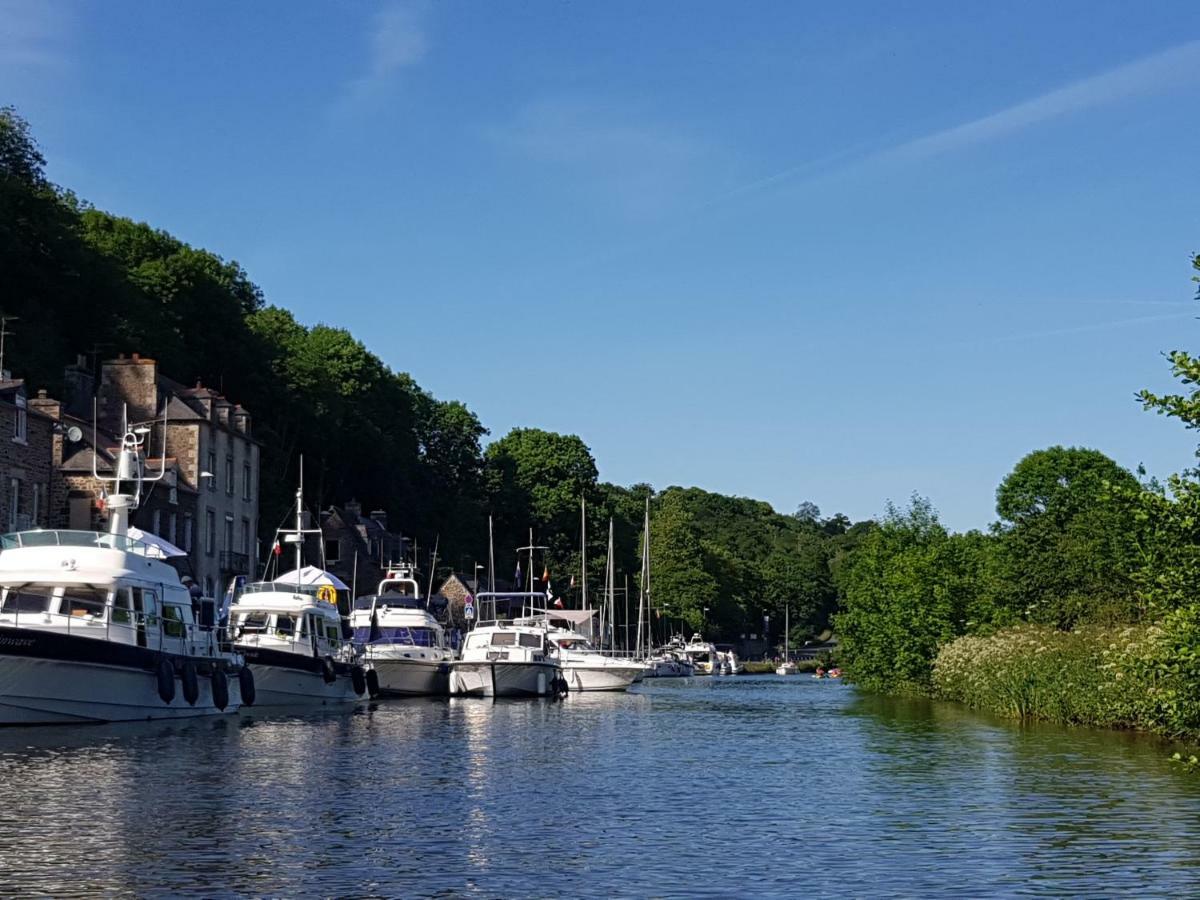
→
(448, 593, 564, 698)
(530, 609, 641, 692)
(682, 633, 719, 675)
(0, 419, 248, 724)
(229, 476, 366, 708)
(349, 565, 452, 696)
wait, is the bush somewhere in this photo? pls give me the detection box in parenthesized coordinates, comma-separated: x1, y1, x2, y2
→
(932, 620, 1200, 738)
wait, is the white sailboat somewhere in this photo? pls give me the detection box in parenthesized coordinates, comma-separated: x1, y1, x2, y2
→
(775, 604, 797, 675)
(0, 411, 250, 723)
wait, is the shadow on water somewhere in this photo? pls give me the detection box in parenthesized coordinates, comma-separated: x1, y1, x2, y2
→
(1, 678, 1199, 896)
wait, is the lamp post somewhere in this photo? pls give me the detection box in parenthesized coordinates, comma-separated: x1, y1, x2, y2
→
(473, 562, 485, 595)
(702, 606, 710, 634)
(763, 614, 770, 661)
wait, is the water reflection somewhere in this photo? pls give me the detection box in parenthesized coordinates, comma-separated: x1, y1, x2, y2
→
(0, 679, 1198, 896)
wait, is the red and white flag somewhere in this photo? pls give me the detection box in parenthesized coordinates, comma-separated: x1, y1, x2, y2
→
(553, 597, 564, 609)
(272, 540, 282, 556)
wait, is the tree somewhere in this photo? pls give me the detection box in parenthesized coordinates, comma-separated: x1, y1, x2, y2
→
(834, 496, 995, 692)
(793, 501, 821, 523)
(992, 446, 1141, 627)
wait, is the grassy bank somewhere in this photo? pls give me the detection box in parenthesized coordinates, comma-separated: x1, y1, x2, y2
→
(932, 613, 1200, 739)
(742, 659, 822, 674)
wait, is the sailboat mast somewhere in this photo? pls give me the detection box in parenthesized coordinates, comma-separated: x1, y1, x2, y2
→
(580, 496, 588, 612)
(488, 514, 495, 593)
(636, 497, 647, 658)
(607, 518, 615, 653)
(294, 457, 304, 587)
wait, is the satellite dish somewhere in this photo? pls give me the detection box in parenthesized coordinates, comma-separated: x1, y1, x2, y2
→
(65, 425, 83, 443)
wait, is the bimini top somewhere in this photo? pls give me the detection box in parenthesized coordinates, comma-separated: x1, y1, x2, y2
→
(0, 529, 186, 586)
(273, 566, 349, 590)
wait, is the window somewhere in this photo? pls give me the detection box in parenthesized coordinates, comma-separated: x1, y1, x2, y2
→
(241, 518, 250, 555)
(275, 614, 296, 637)
(31, 483, 41, 527)
(168, 512, 177, 545)
(13, 393, 26, 444)
(168, 471, 178, 506)
(205, 509, 216, 556)
(204, 576, 214, 598)
(1, 586, 53, 613)
(518, 633, 542, 648)
(183, 512, 194, 553)
(491, 632, 517, 647)
(324, 539, 340, 563)
(112, 588, 133, 625)
(152, 509, 161, 537)
(225, 456, 234, 496)
(326, 624, 339, 642)
(224, 516, 233, 553)
(243, 463, 252, 501)
(162, 604, 186, 638)
(61, 587, 108, 618)
(206, 451, 216, 491)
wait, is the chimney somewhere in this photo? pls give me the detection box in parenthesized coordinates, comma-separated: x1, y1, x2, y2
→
(370, 510, 388, 530)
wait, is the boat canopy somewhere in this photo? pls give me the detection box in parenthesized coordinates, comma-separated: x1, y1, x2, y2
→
(273, 566, 349, 590)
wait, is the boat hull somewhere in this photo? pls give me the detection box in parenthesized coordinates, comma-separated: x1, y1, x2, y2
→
(238, 645, 363, 708)
(0, 635, 242, 725)
(562, 663, 641, 692)
(368, 657, 449, 696)
(449, 660, 559, 697)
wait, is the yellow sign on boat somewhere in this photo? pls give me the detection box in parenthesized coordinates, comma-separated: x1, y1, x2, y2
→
(316, 584, 337, 604)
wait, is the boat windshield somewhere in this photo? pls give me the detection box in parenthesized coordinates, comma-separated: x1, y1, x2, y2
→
(354, 625, 439, 647)
(242, 582, 325, 599)
(353, 594, 421, 611)
(0, 530, 158, 557)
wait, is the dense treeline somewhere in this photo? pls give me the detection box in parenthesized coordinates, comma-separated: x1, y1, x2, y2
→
(834, 252, 1200, 738)
(1, 106, 864, 642)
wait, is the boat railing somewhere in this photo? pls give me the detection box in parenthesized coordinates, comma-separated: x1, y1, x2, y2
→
(0, 529, 162, 558)
(234, 620, 362, 664)
(0, 596, 237, 660)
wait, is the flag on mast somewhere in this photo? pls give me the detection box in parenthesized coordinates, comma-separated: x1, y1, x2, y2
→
(514, 561, 522, 587)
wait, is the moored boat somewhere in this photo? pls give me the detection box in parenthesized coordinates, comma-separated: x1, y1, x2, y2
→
(448, 593, 564, 698)
(350, 565, 452, 696)
(229, 472, 366, 708)
(0, 418, 247, 724)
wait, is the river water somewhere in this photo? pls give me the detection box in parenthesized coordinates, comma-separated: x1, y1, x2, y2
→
(1, 676, 1198, 897)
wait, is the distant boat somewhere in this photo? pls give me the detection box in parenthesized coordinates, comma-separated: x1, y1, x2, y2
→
(683, 633, 719, 675)
(775, 604, 797, 676)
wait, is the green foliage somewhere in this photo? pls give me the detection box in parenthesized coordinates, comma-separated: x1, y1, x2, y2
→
(933, 625, 1159, 728)
(992, 446, 1142, 628)
(834, 497, 997, 693)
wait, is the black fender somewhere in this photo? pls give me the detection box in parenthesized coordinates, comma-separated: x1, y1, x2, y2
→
(211, 667, 230, 711)
(238, 666, 256, 707)
(181, 661, 200, 706)
(156, 657, 176, 704)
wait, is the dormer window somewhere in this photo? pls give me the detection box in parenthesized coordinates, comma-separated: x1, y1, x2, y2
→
(13, 392, 26, 444)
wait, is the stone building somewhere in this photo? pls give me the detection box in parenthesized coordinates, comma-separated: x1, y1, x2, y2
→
(313, 501, 408, 595)
(32, 355, 260, 597)
(0, 379, 54, 532)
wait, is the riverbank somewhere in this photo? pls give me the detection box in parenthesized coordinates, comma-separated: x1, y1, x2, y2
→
(930, 616, 1200, 742)
(742, 659, 821, 674)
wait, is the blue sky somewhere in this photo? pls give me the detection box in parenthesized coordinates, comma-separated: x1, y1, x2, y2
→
(4, 1, 1199, 530)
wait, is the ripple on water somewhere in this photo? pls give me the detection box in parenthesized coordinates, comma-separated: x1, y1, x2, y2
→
(0, 677, 1199, 897)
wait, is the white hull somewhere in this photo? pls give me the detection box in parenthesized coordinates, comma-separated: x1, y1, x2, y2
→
(449, 660, 559, 697)
(776, 664, 797, 676)
(247, 663, 361, 708)
(561, 663, 641, 692)
(369, 658, 449, 696)
(0, 655, 242, 725)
